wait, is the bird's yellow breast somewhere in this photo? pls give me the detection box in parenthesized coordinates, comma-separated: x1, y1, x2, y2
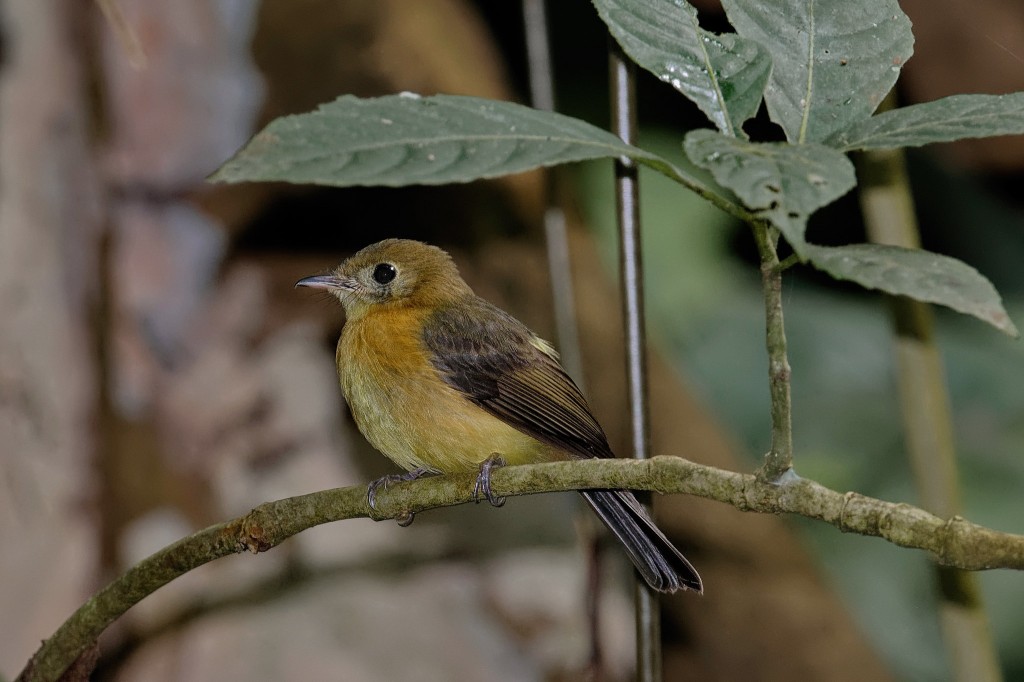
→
(337, 306, 551, 473)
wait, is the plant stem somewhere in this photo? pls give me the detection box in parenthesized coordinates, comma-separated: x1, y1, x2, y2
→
(774, 253, 801, 272)
(609, 39, 662, 682)
(856, 103, 1002, 681)
(752, 223, 795, 481)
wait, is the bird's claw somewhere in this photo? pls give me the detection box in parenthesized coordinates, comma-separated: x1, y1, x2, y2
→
(366, 467, 433, 518)
(473, 454, 506, 507)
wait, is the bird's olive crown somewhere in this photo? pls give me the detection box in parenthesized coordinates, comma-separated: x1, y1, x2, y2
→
(337, 239, 474, 311)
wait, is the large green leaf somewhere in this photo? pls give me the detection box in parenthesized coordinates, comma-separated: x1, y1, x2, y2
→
(827, 93, 1024, 151)
(211, 93, 735, 206)
(721, 0, 913, 144)
(805, 244, 1018, 336)
(593, 0, 771, 136)
(684, 129, 855, 247)
(213, 94, 635, 186)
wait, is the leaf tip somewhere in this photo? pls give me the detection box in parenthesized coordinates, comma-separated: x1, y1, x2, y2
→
(990, 311, 1020, 338)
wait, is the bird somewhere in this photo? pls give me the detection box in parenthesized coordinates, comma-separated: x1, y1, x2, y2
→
(296, 238, 702, 594)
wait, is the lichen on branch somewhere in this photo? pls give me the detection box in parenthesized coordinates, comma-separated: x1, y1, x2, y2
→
(17, 456, 1024, 682)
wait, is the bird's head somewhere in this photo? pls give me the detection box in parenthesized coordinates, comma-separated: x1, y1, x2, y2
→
(296, 239, 473, 319)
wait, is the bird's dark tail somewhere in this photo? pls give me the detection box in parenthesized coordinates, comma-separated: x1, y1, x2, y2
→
(580, 489, 702, 594)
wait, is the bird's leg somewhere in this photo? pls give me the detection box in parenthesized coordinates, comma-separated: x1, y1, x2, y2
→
(367, 467, 434, 511)
(472, 454, 507, 507)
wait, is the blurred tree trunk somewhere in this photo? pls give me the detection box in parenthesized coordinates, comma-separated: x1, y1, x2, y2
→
(0, 0, 101, 672)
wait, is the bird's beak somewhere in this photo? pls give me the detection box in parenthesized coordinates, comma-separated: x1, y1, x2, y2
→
(295, 274, 354, 290)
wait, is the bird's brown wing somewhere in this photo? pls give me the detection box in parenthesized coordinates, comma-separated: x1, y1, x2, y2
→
(426, 298, 702, 594)
(423, 297, 614, 460)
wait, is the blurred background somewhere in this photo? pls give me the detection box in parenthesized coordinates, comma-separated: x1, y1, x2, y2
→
(1, 1, 1022, 680)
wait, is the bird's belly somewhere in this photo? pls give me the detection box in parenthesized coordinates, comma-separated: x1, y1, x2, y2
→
(339, 321, 551, 473)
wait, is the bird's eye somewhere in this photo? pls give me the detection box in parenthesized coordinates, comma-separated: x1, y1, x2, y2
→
(372, 263, 397, 285)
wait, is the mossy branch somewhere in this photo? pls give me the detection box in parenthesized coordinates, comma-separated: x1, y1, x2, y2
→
(17, 456, 1024, 682)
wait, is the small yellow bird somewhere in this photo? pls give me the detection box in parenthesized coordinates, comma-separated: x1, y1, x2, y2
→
(297, 239, 701, 593)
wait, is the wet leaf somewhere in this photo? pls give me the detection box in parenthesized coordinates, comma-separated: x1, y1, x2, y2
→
(827, 93, 1024, 151)
(212, 93, 726, 197)
(684, 129, 855, 247)
(805, 243, 1018, 336)
(721, 0, 913, 144)
(593, 0, 771, 136)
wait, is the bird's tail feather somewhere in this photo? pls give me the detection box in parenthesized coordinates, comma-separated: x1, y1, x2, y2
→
(580, 489, 702, 594)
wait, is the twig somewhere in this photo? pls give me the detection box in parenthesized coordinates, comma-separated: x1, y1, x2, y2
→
(774, 253, 802, 272)
(752, 223, 795, 481)
(17, 456, 1024, 682)
(609, 38, 661, 682)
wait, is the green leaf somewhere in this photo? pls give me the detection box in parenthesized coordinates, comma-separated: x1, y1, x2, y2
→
(211, 94, 746, 217)
(684, 129, 855, 246)
(212, 93, 640, 186)
(593, 0, 771, 136)
(827, 93, 1024, 151)
(721, 0, 913, 144)
(805, 243, 1018, 336)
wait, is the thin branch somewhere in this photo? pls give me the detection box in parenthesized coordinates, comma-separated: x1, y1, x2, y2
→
(658, 163, 757, 224)
(774, 253, 802, 273)
(752, 222, 795, 481)
(17, 456, 1024, 682)
(609, 37, 662, 682)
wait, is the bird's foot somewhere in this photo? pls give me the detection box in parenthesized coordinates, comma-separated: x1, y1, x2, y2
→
(367, 467, 433, 512)
(473, 454, 506, 507)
